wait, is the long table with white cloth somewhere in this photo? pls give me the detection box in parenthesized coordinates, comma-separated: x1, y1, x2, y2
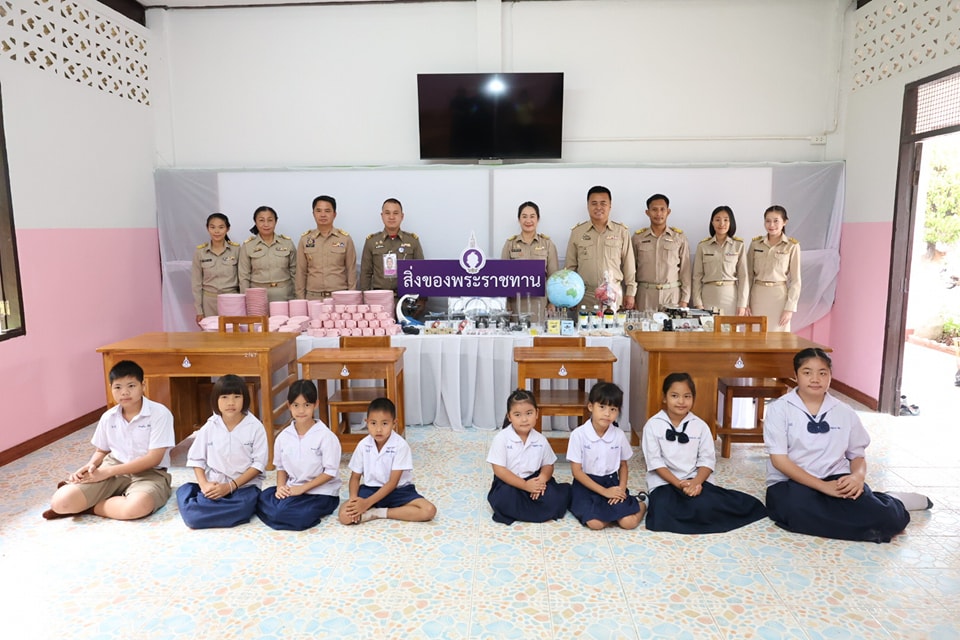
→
(295, 334, 633, 434)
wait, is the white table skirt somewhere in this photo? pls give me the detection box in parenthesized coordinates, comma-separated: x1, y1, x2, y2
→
(296, 334, 633, 433)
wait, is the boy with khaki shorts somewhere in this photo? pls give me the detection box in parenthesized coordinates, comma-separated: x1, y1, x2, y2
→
(43, 360, 175, 520)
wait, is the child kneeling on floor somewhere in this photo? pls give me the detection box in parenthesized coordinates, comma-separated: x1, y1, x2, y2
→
(338, 397, 436, 525)
(177, 374, 268, 529)
(44, 360, 175, 521)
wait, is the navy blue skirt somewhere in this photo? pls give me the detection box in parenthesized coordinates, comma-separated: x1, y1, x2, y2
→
(569, 472, 642, 526)
(646, 481, 767, 534)
(256, 487, 340, 531)
(487, 473, 572, 525)
(176, 483, 260, 529)
(358, 483, 425, 509)
(766, 475, 910, 543)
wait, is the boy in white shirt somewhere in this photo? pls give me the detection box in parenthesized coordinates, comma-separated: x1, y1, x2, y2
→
(338, 398, 436, 524)
(43, 360, 175, 520)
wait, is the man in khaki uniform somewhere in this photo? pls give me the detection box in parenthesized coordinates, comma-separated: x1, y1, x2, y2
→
(632, 193, 691, 311)
(295, 195, 357, 299)
(360, 198, 426, 316)
(564, 186, 636, 311)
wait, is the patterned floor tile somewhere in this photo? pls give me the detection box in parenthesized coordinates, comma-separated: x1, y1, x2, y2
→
(632, 603, 723, 640)
(709, 604, 807, 639)
(788, 606, 891, 640)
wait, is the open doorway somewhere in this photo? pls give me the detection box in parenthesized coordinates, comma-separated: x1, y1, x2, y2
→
(881, 66, 960, 416)
(901, 132, 960, 416)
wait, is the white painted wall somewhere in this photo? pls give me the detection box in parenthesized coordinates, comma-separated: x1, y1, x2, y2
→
(149, 0, 846, 168)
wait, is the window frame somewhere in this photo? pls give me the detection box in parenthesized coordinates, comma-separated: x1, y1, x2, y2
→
(0, 83, 26, 342)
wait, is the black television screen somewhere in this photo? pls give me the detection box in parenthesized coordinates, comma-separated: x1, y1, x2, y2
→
(417, 72, 564, 160)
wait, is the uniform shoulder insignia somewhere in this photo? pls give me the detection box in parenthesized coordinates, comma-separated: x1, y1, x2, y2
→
(733, 236, 742, 242)
(338, 228, 349, 236)
(197, 242, 208, 249)
(789, 237, 799, 244)
(228, 240, 239, 246)
(540, 233, 550, 239)
(699, 237, 711, 244)
(570, 222, 581, 230)
(278, 234, 290, 240)
(366, 232, 376, 240)
(671, 226, 684, 235)
(635, 228, 648, 235)
(613, 220, 627, 229)
(244, 236, 256, 243)
(752, 235, 763, 242)
(507, 234, 518, 242)
(301, 230, 312, 237)
(410, 232, 418, 239)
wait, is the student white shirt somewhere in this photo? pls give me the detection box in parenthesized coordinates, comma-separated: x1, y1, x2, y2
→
(566, 420, 633, 477)
(486, 426, 557, 478)
(348, 431, 414, 488)
(274, 420, 342, 497)
(641, 410, 715, 492)
(186, 412, 268, 489)
(91, 397, 175, 469)
(763, 389, 870, 486)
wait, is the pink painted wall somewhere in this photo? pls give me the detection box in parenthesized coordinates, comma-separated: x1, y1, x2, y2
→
(827, 220, 893, 399)
(0, 228, 162, 453)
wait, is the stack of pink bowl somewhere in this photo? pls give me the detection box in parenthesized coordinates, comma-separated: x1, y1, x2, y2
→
(217, 293, 246, 316)
(198, 316, 221, 332)
(363, 290, 396, 318)
(288, 299, 309, 317)
(269, 301, 290, 317)
(245, 288, 268, 317)
(331, 290, 363, 306)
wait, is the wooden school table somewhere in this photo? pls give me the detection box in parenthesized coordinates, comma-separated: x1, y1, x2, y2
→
(514, 345, 618, 452)
(627, 331, 830, 445)
(298, 346, 406, 452)
(97, 332, 298, 465)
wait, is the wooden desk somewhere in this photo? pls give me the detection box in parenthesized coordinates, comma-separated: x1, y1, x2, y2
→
(627, 331, 829, 445)
(299, 346, 406, 451)
(97, 332, 298, 465)
(514, 346, 618, 452)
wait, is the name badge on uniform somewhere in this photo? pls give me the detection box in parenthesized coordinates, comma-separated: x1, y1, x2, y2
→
(383, 253, 397, 277)
(306, 238, 316, 248)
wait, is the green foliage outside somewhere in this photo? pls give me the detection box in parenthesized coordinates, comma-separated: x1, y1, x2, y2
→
(924, 144, 960, 249)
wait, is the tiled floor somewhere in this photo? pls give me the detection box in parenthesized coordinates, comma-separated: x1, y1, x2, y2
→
(2, 388, 959, 638)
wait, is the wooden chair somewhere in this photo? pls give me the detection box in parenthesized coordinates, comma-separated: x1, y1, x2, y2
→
(531, 336, 589, 434)
(218, 315, 268, 332)
(327, 336, 391, 435)
(713, 316, 787, 457)
(211, 315, 268, 428)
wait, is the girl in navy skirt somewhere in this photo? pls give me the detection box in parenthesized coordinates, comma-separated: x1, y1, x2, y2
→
(256, 380, 342, 531)
(641, 372, 766, 534)
(566, 382, 645, 530)
(486, 389, 571, 525)
(177, 375, 268, 529)
(764, 348, 931, 543)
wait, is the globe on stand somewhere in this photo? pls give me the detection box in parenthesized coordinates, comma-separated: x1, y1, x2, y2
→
(546, 269, 586, 309)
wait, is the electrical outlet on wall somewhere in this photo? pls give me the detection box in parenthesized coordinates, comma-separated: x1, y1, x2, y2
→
(810, 135, 827, 145)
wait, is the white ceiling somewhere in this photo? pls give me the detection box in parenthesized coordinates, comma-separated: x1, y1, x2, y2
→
(138, 0, 453, 9)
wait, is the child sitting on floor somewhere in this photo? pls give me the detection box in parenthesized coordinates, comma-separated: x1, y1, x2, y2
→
(177, 374, 268, 529)
(44, 360, 175, 521)
(641, 372, 767, 534)
(338, 397, 436, 525)
(256, 380, 342, 530)
(486, 389, 571, 525)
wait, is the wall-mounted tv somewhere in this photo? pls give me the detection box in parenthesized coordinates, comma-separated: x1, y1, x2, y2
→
(417, 72, 564, 160)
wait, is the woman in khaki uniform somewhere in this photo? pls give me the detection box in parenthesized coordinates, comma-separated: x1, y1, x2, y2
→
(192, 213, 241, 323)
(500, 201, 559, 322)
(238, 206, 297, 303)
(691, 206, 749, 316)
(747, 205, 801, 331)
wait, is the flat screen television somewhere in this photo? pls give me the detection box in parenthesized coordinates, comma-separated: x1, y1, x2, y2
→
(417, 72, 564, 160)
